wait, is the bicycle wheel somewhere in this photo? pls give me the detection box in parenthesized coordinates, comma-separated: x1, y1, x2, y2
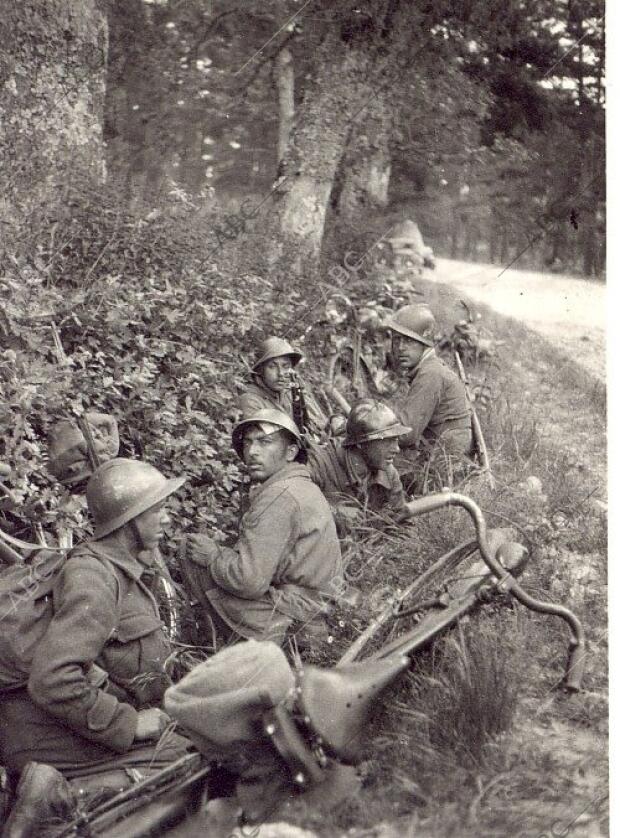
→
(339, 532, 528, 665)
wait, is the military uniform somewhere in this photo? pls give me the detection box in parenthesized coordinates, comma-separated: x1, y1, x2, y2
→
(183, 463, 342, 643)
(238, 378, 295, 417)
(0, 538, 186, 775)
(391, 349, 473, 467)
(306, 441, 406, 517)
(238, 378, 326, 437)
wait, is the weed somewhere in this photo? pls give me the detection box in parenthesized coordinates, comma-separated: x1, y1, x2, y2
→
(413, 623, 520, 765)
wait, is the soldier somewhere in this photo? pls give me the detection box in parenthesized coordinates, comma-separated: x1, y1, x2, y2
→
(238, 336, 326, 438)
(387, 304, 474, 489)
(180, 409, 342, 646)
(306, 399, 411, 525)
(1, 459, 191, 835)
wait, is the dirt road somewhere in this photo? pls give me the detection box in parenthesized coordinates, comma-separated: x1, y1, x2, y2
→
(434, 258, 606, 382)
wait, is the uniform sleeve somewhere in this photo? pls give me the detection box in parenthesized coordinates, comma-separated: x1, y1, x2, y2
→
(238, 389, 268, 417)
(304, 443, 327, 492)
(209, 488, 298, 599)
(302, 389, 327, 436)
(28, 555, 139, 752)
(394, 368, 442, 448)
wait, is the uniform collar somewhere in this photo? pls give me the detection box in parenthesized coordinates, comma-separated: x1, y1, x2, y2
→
(249, 461, 310, 497)
(340, 446, 393, 491)
(88, 536, 151, 581)
(408, 347, 436, 381)
(250, 376, 286, 406)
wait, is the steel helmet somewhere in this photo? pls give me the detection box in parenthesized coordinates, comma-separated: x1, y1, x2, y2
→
(387, 304, 436, 347)
(232, 409, 303, 458)
(86, 458, 186, 539)
(48, 413, 120, 487)
(344, 399, 412, 447)
(252, 337, 303, 373)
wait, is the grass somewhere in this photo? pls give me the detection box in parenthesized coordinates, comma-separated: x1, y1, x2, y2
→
(279, 274, 609, 837)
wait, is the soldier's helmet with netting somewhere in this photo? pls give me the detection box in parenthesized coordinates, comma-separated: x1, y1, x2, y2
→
(86, 458, 185, 539)
(251, 337, 303, 373)
(387, 304, 436, 347)
(232, 409, 303, 459)
(344, 399, 411, 447)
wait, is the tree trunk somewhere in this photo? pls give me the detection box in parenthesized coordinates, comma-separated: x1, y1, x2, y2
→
(104, 0, 167, 206)
(335, 94, 393, 226)
(274, 46, 295, 164)
(259, 28, 376, 280)
(0, 0, 107, 215)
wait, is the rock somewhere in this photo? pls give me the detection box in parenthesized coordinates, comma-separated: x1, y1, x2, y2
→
(523, 475, 543, 495)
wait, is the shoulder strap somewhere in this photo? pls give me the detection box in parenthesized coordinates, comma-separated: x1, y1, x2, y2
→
(67, 543, 125, 612)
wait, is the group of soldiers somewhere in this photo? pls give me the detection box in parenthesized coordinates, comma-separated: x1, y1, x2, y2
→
(0, 302, 475, 835)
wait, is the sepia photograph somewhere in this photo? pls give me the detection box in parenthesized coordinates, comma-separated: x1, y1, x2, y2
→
(0, 1, 608, 836)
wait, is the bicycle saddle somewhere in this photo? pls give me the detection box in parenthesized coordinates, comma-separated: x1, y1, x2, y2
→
(297, 654, 410, 763)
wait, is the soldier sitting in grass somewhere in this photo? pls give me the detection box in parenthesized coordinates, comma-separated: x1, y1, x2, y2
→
(238, 336, 327, 438)
(387, 303, 474, 492)
(0, 459, 191, 836)
(180, 409, 342, 646)
(306, 399, 411, 527)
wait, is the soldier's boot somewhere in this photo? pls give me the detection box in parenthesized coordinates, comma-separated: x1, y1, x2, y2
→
(3, 762, 75, 837)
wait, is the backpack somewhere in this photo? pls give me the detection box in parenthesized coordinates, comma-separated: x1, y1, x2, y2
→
(0, 546, 120, 692)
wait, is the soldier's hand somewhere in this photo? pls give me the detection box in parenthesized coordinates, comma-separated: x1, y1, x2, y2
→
(186, 533, 219, 567)
(134, 708, 171, 741)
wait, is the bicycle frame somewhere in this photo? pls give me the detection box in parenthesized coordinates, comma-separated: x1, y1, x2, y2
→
(394, 492, 585, 690)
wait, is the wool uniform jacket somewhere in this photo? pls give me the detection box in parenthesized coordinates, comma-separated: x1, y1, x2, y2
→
(391, 350, 472, 454)
(306, 441, 406, 516)
(27, 539, 170, 753)
(195, 463, 342, 640)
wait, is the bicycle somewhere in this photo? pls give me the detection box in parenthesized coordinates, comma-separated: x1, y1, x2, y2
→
(44, 491, 584, 838)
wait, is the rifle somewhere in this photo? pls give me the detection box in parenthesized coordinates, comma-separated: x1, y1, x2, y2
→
(75, 412, 103, 473)
(454, 351, 494, 488)
(289, 368, 310, 437)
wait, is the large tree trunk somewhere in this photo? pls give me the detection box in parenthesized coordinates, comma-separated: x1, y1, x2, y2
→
(0, 0, 107, 218)
(260, 30, 376, 280)
(104, 0, 168, 206)
(336, 94, 393, 225)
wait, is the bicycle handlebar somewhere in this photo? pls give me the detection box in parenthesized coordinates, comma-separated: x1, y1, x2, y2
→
(405, 492, 586, 691)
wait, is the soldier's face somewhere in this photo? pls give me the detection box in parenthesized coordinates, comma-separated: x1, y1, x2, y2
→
(392, 333, 426, 373)
(359, 436, 400, 471)
(242, 426, 298, 482)
(132, 501, 171, 551)
(260, 356, 293, 393)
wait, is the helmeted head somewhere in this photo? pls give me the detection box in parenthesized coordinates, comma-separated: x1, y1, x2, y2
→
(48, 413, 120, 488)
(387, 304, 435, 346)
(232, 409, 304, 482)
(344, 399, 411, 471)
(86, 458, 185, 544)
(388, 304, 436, 373)
(252, 337, 303, 395)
